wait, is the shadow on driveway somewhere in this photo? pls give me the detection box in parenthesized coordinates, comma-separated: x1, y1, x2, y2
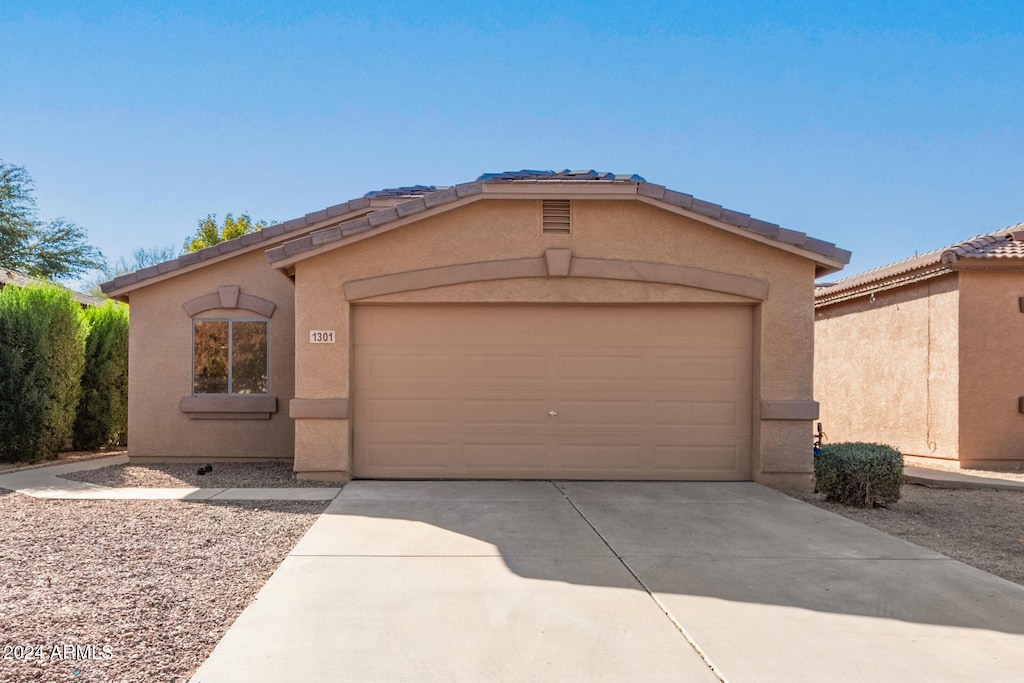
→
(192, 480, 1024, 683)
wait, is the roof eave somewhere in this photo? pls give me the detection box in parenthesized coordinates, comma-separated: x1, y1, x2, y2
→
(99, 203, 377, 298)
(947, 258, 1024, 271)
(815, 265, 952, 307)
(269, 182, 849, 274)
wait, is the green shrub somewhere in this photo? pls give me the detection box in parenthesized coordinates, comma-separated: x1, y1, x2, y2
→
(73, 302, 128, 449)
(814, 442, 904, 508)
(0, 284, 88, 462)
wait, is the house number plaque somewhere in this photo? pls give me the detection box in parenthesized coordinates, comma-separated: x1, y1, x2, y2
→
(309, 330, 336, 344)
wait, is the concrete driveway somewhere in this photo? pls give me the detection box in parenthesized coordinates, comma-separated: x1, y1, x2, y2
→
(190, 481, 1024, 683)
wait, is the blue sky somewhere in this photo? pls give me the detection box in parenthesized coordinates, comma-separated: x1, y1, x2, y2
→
(3, 1, 1023, 284)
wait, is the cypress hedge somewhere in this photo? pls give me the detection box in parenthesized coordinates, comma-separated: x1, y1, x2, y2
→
(0, 284, 88, 462)
(73, 302, 128, 449)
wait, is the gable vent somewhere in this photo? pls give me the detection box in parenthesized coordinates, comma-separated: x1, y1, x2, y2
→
(542, 200, 572, 236)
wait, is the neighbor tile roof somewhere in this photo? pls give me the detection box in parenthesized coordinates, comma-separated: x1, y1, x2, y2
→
(815, 223, 1024, 306)
(102, 169, 850, 296)
(1, 268, 106, 307)
(940, 225, 1024, 262)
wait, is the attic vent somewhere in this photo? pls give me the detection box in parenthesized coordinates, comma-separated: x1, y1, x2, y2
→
(542, 200, 572, 236)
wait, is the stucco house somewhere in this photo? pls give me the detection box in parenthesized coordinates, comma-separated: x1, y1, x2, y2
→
(102, 170, 849, 486)
(815, 225, 1024, 470)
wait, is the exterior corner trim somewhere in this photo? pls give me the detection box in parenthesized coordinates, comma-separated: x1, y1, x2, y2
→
(289, 398, 350, 420)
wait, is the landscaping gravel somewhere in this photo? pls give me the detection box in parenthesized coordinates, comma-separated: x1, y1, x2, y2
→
(787, 484, 1024, 587)
(60, 461, 333, 488)
(0, 489, 327, 682)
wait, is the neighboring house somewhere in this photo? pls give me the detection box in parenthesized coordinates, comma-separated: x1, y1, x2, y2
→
(102, 169, 850, 486)
(815, 225, 1024, 469)
(1, 268, 106, 308)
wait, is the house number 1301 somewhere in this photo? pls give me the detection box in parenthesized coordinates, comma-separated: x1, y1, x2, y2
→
(309, 330, 336, 343)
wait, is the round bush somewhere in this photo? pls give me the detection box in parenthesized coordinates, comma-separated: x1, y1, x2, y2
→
(814, 442, 903, 508)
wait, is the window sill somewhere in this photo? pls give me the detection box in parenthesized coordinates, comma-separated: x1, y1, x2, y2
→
(180, 396, 278, 420)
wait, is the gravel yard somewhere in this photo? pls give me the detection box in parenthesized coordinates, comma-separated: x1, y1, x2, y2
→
(7, 455, 1023, 683)
(787, 484, 1024, 587)
(59, 461, 331, 488)
(0, 490, 327, 683)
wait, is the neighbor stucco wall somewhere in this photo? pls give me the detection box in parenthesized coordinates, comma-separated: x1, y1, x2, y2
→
(126, 249, 295, 460)
(291, 198, 819, 485)
(957, 270, 1024, 467)
(814, 274, 960, 460)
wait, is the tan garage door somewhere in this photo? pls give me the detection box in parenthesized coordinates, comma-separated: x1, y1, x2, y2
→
(353, 304, 753, 480)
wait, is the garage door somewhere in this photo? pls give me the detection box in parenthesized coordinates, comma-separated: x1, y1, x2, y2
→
(353, 304, 753, 480)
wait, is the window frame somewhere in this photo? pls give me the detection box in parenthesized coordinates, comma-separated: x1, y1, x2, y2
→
(191, 316, 271, 397)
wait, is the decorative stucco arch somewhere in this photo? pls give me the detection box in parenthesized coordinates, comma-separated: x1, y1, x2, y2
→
(343, 249, 768, 301)
(183, 285, 277, 317)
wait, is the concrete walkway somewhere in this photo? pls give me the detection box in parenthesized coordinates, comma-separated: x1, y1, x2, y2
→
(0, 455, 341, 501)
(190, 480, 1024, 683)
(905, 465, 1024, 491)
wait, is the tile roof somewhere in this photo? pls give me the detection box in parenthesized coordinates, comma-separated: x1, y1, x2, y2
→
(940, 225, 1024, 262)
(102, 169, 850, 296)
(1, 268, 106, 307)
(815, 223, 1024, 306)
(477, 169, 646, 182)
(364, 185, 441, 199)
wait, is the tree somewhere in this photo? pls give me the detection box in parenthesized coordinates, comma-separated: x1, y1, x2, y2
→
(85, 244, 180, 297)
(184, 212, 268, 253)
(0, 160, 105, 280)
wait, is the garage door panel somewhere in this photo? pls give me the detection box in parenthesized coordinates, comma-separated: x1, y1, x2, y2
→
(364, 398, 454, 429)
(461, 399, 549, 428)
(555, 354, 645, 381)
(364, 353, 452, 381)
(461, 354, 548, 381)
(462, 443, 551, 470)
(354, 304, 753, 480)
(650, 355, 747, 384)
(554, 444, 647, 471)
(646, 306, 749, 339)
(653, 444, 743, 473)
(652, 400, 747, 427)
(365, 442, 455, 469)
(556, 399, 644, 428)
(545, 307, 643, 339)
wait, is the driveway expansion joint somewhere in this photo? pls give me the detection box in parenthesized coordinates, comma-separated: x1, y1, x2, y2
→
(550, 481, 731, 683)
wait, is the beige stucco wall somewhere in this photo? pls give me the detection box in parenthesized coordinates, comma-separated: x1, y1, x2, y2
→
(957, 270, 1024, 467)
(292, 198, 819, 485)
(814, 274, 960, 460)
(126, 249, 295, 460)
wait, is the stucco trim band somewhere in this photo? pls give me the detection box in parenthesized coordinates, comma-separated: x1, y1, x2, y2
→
(289, 398, 350, 419)
(180, 396, 278, 420)
(183, 287, 278, 317)
(344, 255, 768, 301)
(760, 400, 820, 420)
